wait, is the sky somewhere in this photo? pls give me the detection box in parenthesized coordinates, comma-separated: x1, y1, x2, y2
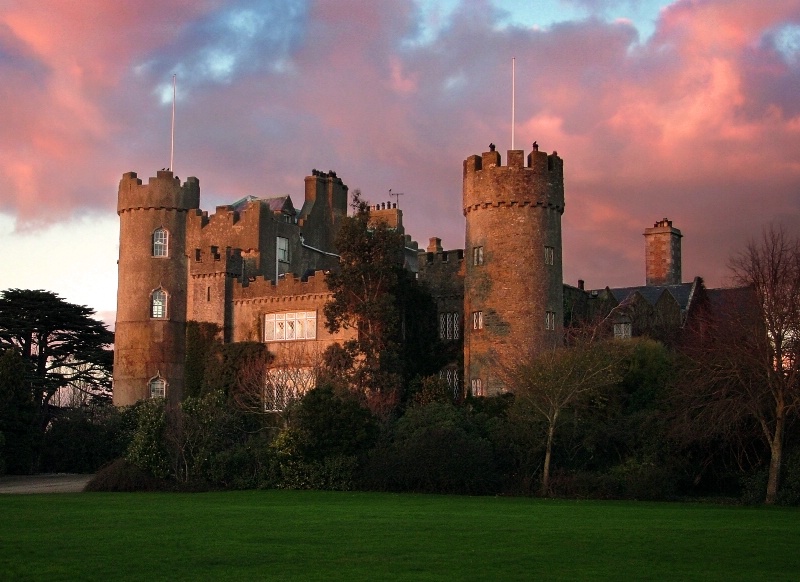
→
(1, 0, 799, 328)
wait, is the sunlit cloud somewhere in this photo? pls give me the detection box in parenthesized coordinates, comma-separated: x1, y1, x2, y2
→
(0, 0, 799, 315)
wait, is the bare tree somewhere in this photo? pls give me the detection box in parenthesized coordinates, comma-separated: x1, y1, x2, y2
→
(681, 225, 800, 503)
(232, 342, 324, 423)
(506, 334, 630, 496)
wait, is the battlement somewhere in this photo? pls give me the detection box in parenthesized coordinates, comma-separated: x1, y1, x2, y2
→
(190, 245, 245, 276)
(234, 269, 331, 302)
(462, 145, 564, 215)
(463, 145, 563, 177)
(118, 170, 200, 213)
(187, 197, 270, 253)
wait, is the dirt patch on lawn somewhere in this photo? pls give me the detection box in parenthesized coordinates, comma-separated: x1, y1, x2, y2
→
(0, 474, 94, 494)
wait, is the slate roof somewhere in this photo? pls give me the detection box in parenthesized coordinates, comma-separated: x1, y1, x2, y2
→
(229, 195, 296, 214)
(598, 279, 699, 311)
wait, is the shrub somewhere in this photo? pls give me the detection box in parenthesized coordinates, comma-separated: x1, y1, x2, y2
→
(84, 458, 172, 492)
(126, 399, 171, 480)
(364, 402, 498, 494)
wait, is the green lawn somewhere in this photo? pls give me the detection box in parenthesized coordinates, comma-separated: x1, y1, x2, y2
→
(1, 490, 798, 581)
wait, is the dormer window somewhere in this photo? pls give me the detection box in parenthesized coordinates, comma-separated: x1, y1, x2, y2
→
(152, 228, 169, 257)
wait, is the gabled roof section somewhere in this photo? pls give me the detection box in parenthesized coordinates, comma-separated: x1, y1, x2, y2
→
(595, 278, 700, 312)
(229, 195, 296, 215)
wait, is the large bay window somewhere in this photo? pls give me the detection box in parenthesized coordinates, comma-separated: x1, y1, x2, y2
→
(264, 311, 317, 342)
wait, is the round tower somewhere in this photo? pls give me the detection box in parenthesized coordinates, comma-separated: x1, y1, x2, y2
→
(462, 145, 565, 395)
(113, 170, 200, 406)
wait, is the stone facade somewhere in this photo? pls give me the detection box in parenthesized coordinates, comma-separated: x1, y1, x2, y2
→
(462, 146, 564, 394)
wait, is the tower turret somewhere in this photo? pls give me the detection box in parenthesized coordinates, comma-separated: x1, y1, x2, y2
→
(462, 145, 565, 395)
(113, 170, 200, 406)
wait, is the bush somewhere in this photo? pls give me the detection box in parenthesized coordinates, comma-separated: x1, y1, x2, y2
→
(84, 458, 172, 492)
(364, 403, 498, 494)
(126, 399, 171, 480)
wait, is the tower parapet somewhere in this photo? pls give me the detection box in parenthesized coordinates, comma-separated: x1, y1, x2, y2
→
(462, 146, 565, 395)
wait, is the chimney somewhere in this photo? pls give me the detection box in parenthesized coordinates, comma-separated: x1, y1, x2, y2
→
(427, 237, 443, 253)
(644, 218, 682, 286)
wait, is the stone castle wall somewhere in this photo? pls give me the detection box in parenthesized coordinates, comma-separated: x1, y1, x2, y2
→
(462, 147, 564, 394)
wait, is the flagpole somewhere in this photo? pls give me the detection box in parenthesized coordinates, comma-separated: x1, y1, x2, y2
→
(511, 57, 515, 151)
(170, 74, 176, 172)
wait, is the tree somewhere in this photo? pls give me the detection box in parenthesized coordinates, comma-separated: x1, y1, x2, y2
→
(323, 191, 441, 410)
(0, 289, 114, 408)
(679, 225, 800, 504)
(0, 289, 113, 470)
(506, 335, 630, 495)
(0, 348, 36, 473)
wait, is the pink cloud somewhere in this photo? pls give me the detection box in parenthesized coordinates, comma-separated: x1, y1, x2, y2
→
(0, 0, 798, 297)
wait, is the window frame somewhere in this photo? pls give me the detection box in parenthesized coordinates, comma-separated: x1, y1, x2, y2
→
(277, 236, 290, 263)
(439, 312, 460, 340)
(545, 310, 556, 331)
(472, 311, 483, 330)
(471, 378, 483, 397)
(544, 245, 555, 266)
(264, 311, 317, 342)
(152, 228, 169, 258)
(148, 375, 166, 399)
(151, 288, 167, 319)
(472, 246, 484, 266)
(613, 322, 632, 340)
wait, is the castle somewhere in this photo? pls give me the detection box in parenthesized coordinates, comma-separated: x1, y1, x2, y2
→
(113, 144, 695, 406)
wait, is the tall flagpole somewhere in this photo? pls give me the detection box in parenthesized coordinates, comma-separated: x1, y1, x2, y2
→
(511, 57, 515, 151)
(170, 74, 176, 172)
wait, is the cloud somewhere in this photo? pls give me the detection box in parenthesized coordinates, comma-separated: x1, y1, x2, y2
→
(0, 0, 799, 312)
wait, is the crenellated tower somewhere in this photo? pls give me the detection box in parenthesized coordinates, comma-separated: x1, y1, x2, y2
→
(114, 170, 200, 406)
(462, 145, 565, 395)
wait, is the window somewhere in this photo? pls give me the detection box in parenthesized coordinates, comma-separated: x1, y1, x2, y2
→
(151, 289, 167, 319)
(544, 246, 555, 266)
(545, 310, 556, 331)
(439, 367, 460, 399)
(152, 228, 168, 257)
(472, 311, 483, 330)
(439, 312, 460, 340)
(264, 367, 314, 411)
(614, 323, 632, 340)
(148, 376, 166, 399)
(471, 378, 484, 397)
(472, 246, 484, 265)
(277, 236, 290, 263)
(264, 311, 317, 342)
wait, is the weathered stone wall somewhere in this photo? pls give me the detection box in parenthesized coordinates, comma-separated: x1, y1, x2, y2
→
(230, 271, 355, 361)
(462, 147, 565, 394)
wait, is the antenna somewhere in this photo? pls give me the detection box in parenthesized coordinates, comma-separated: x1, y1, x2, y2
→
(511, 57, 515, 151)
(389, 188, 404, 209)
(170, 74, 176, 172)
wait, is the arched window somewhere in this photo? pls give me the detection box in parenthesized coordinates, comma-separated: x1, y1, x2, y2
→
(148, 375, 166, 398)
(151, 288, 167, 318)
(152, 228, 169, 257)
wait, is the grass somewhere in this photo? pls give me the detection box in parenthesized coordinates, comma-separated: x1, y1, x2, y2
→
(1, 490, 798, 581)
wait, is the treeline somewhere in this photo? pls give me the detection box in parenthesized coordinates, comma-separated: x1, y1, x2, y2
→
(76, 335, 798, 503)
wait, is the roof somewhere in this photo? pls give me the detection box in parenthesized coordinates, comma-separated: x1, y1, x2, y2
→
(229, 195, 295, 214)
(598, 280, 698, 311)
